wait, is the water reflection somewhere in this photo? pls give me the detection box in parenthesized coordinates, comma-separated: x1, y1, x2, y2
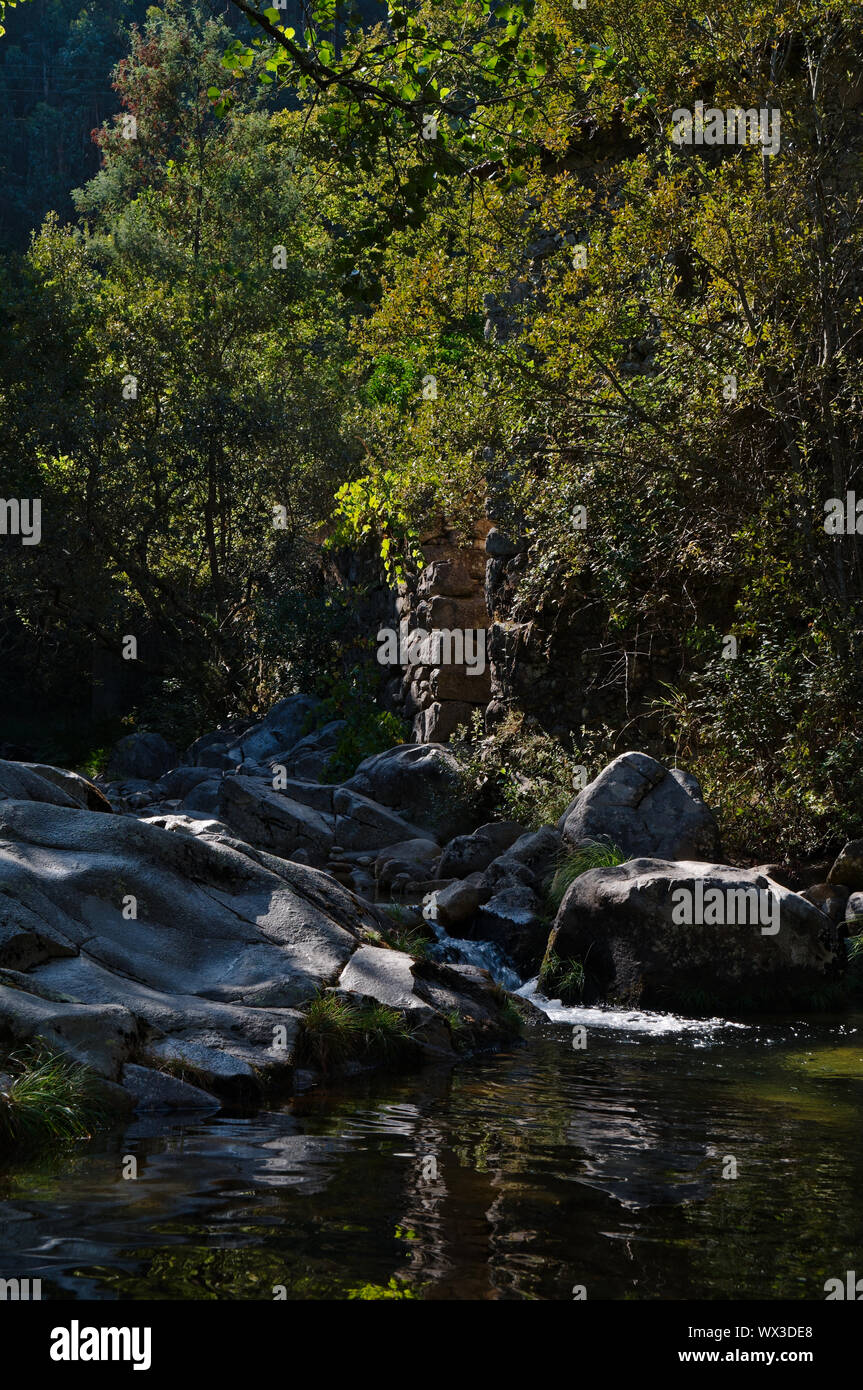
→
(0, 1011, 862, 1300)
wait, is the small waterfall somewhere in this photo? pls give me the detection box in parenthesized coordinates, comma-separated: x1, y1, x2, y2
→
(422, 895, 523, 991)
(423, 893, 745, 1037)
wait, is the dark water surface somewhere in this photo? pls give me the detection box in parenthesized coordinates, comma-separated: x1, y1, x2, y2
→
(2, 1009, 862, 1300)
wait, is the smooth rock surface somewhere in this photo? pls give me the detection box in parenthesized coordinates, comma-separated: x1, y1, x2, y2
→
(121, 1062, 220, 1112)
(22, 764, 113, 813)
(560, 753, 721, 862)
(0, 783, 519, 1099)
(219, 776, 335, 865)
(548, 858, 843, 1012)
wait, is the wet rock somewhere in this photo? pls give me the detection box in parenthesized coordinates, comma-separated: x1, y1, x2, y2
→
(121, 1062, 220, 1112)
(434, 875, 486, 928)
(473, 885, 548, 975)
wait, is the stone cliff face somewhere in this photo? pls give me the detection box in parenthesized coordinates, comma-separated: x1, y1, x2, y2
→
(483, 540, 677, 743)
(385, 513, 680, 749)
(390, 518, 492, 743)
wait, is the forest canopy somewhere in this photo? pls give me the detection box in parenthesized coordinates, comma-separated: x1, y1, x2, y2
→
(1, 0, 862, 860)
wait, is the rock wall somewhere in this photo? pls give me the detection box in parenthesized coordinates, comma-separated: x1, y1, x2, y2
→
(386, 513, 673, 747)
(392, 518, 493, 743)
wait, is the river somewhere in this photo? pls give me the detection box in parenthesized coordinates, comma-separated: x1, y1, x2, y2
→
(1, 973, 861, 1300)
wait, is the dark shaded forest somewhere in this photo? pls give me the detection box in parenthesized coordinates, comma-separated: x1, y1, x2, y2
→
(1, 0, 862, 863)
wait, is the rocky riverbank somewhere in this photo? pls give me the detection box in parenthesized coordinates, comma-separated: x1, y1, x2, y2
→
(0, 695, 860, 1123)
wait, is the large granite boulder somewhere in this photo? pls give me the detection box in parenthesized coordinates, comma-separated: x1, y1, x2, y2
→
(218, 775, 335, 865)
(0, 783, 518, 1101)
(107, 732, 178, 782)
(343, 743, 468, 836)
(559, 753, 721, 862)
(0, 759, 81, 808)
(332, 787, 434, 852)
(547, 858, 844, 1013)
(22, 764, 113, 813)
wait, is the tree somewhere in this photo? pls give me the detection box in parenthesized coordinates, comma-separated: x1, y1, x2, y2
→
(0, 0, 354, 726)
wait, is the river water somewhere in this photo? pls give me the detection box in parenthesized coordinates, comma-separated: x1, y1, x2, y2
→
(1, 982, 861, 1300)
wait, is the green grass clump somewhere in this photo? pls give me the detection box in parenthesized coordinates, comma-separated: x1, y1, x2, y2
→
(497, 995, 525, 1036)
(296, 994, 418, 1074)
(379, 908, 433, 959)
(538, 949, 586, 1003)
(0, 1044, 107, 1151)
(546, 839, 625, 914)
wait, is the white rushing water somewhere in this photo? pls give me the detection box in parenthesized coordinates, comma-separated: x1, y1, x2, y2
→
(516, 976, 748, 1037)
(423, 889, 746, 1038)
(422, 892, 523, 989)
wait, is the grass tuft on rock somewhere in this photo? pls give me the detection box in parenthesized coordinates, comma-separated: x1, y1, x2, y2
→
(0, 1044, 107, 1152)
(379, 908, 433, 959)
(296, 993, 419, 1074)
(546, 839, 625, 914)
(538, 949, 585, 1004)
